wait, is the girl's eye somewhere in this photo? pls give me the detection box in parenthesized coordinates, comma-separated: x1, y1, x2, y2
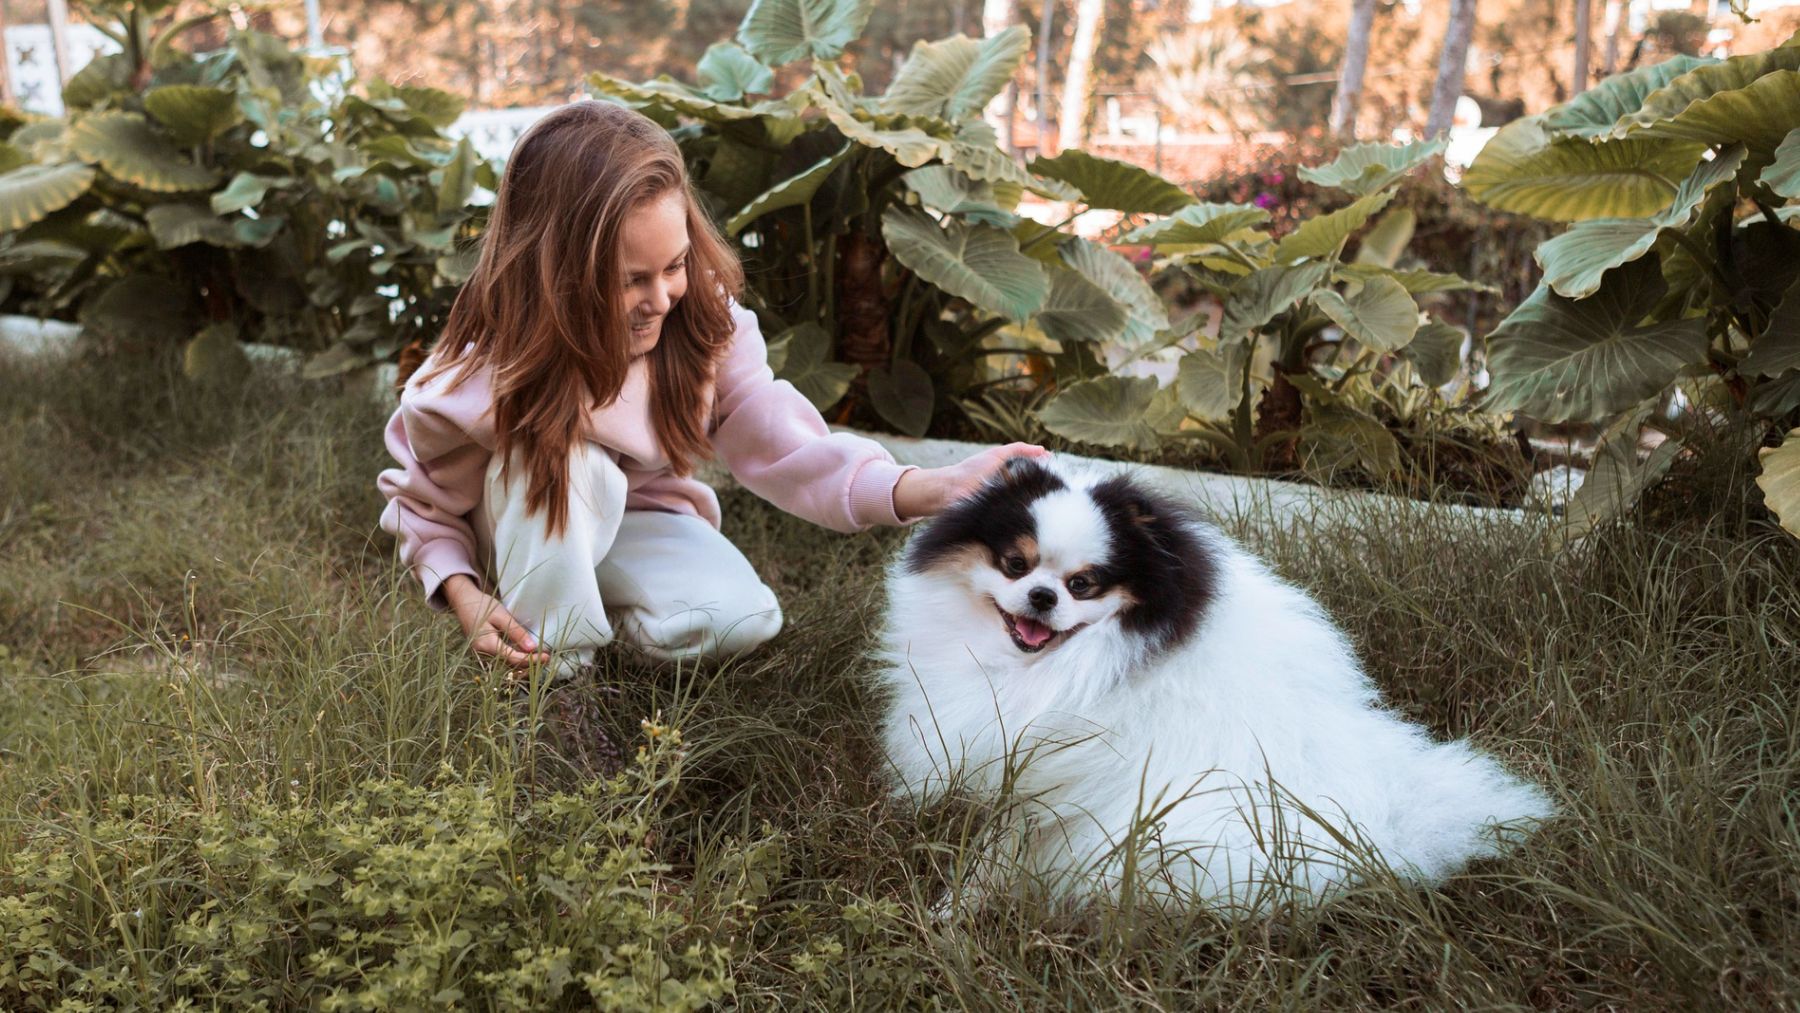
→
(665, 260, 686, 275)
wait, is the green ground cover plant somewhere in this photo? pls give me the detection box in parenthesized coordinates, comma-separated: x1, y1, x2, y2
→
(3, 351, 1799, 1008)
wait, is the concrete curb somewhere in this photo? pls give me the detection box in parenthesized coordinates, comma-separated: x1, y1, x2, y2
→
(831, 430, 1537, 533)
(3, 313, 1542, 533)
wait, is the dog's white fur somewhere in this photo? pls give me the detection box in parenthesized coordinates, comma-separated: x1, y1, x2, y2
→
(874, 463, 1554, 912)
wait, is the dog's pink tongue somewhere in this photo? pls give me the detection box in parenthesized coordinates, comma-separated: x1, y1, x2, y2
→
(1015, 616, 1054, 647)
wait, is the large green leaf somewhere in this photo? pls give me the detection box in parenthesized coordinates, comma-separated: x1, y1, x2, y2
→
(902, 165, 1017, 228)
(1300, 405, 1402, 479)
(1028, 149, 1193, 215)
(1122, 201, 1267, 246)
(378, 83, 468, 130)
(727, 143, 851, 235)
(1631, 69, 1800, 155)
(1562, 402, 1683, 539)
(933, 120, 1037, 195)
(144, 85, 242, 144)
(1762, 126, 1800, 199)
(1035, 266, 1129, 346)
(1176, 343, 1249, 421)
(769, 323, 857, 410)
(1273, 190, 1394, 263)
(68, 111, 219, 192)
(1484, 256, 1707, 423)
(1353, 208, 1415, 268)
(1543, 55, 1716, 137)
(1402, 319, 1466, 387)
(867, 359, 935, 437)
(881, 206, 1047, 322)
(881, 27, 1029, 122)
(1742, 273, 1800, 378)
(0, 162, 96, 231)
(737, 0, 874, 65)
(1220, 262, 1332, 339)
(1758, 427, 1800, 539)
(697, 41, 775, 101)
(1313, 275, 1419, 352)
(1335, 262, 1496, 294)
(183, 322, 249, 387)
(1037, 375, 1162, 450)
(436, 137, 479, 215)
(1296, 137, 1446, 196)
(1462, 116, 1704, 221)
(815, 92, 942, 167)
(1534, 144, 1746, 299)
(587, 73, 764, 123)
(212, 172, 291, 214)
(146, 202, 239, 249)
(1619, 46, 1800, 137)
(1059, 238, 1168, 346)
(60, 53, 132, 111)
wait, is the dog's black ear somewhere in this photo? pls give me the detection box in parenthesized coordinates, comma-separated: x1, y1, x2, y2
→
(1120, 494, 1157, 527)
(1000, 455, 1048, 482)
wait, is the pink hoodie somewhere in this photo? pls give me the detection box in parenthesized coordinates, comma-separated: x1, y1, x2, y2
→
(378, 300, 915, 607)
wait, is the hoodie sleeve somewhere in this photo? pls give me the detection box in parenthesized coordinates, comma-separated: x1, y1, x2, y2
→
(709, 301, 917, 533)
(375, 363, 496, 609)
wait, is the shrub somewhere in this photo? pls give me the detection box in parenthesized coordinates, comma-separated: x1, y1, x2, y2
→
(1461, 42, 1800, 537)
(588, 0, 1215, 439)
(0, 2, 495, 382)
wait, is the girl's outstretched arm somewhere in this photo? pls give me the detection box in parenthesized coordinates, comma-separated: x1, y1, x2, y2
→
(709, 302, 1045, 526)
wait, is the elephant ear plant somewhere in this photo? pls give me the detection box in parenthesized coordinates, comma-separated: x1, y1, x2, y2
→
(589, 0, 1193, 438)
(1055, 136, 1495, 486)
(1462, 38, 1800, 538)
(0, 0, 495, 382)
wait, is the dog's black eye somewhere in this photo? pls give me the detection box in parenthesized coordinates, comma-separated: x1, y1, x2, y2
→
(1002, 554, 1029, 577)
(1067, 573, 1095, 597)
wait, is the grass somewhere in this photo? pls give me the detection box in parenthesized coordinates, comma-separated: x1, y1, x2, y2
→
(3, 350, 1800, 1009)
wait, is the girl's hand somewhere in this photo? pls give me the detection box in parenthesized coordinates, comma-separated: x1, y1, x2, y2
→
(442, 574, 551, 669)
(893, 442, 1051, 519)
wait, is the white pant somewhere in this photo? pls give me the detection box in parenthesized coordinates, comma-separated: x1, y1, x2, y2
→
(472, 442, 783, 669)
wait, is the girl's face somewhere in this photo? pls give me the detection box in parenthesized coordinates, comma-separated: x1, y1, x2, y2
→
(618, 190, 692, 358)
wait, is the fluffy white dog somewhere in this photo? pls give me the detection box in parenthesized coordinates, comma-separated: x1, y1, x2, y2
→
(873, 458, 1553, 913)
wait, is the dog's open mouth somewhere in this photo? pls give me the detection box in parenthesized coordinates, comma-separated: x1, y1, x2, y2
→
(994, 602, 1085, 654)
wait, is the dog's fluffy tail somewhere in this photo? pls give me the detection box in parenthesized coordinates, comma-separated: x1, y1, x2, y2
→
(1374, 740, 1555, 884)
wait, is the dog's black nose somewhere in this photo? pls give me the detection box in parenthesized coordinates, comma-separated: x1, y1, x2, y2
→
(1028, 586, 1057, 612)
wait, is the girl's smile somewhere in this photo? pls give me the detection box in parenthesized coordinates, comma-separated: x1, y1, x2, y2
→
(619, 190, 692, 357)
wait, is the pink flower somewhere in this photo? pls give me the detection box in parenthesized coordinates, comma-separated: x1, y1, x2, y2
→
(1254, 192, 1279, 209)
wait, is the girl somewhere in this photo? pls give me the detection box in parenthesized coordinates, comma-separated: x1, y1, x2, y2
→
(379, 100, 1044, 673)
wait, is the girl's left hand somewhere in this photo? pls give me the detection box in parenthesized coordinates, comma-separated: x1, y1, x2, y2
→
(892, 442, 1051, 519)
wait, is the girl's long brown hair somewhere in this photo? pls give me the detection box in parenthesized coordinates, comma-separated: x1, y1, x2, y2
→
(419, 100, 744, 535)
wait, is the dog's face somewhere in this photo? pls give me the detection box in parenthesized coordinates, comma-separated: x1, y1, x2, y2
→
(902, 459, 1216, 665)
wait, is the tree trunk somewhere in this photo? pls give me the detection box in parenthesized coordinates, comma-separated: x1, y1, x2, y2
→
(982, 0, 1019, 154)
(1035, 0, 1056, 156)
(836, 231, 891, 375)
(1601, 0, 1624, 77)
(1058, 0, 1105, 151)
(1573, 0, 1592, 95)
(1253, 370, 1303, 472)
(1330, 0, 1378, 140)
(1425, 0, 1478, 137)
